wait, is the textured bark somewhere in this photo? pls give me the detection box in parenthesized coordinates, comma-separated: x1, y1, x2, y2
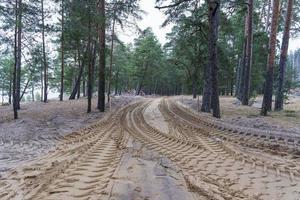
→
(108, 15, 116, 103)
(238, 14, 248, 101)
(242, 0, 253, 105)
(9, 63, 12, 104)
(136, 62, 148, 95)
(97, 0, 106, 112)
(87, 14, 93, 113)
(201, 66, 212, 112)
(275, 0, 293, 111)
(114, 67, 119, 95)
(13, 0, 19, 119)
(265, 0, 272, 33)
(16, 0, 22, 110)
(60, 0, 65, 101)
(42, 0, 48, 103)
(192, 72, 197, 99)
(70, 49, 85, 100)
(235, 57, 241, 96)
(202, 0, 221, 118)
(261, 0, 280, 116)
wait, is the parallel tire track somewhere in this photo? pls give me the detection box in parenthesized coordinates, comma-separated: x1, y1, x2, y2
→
(0, 105, 129, 200)
(159, 98, 300, 199)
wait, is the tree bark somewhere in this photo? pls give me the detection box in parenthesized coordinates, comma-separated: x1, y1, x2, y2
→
(114, 66, 119, 95)
(42, 0, 48, 103)
(136, 62, 148, 95)
(9, 63, 12, 104)
(13, 0, 19, 119)
(108, 15, 116, 103)
(265, 0, 272, 33)
(70, 49, 85, 100)
(242, 0, 253, 105)
(238, 14, 248, 101)
(261, 0, 280, 116)
(192, 72, 197, 99)
(97, 0, 106, 112)
(275, 0, 293, 111)
(202, 0, 221, 118)
(16, 0, 22, 110)
(87, 12, 93, 113)
(31, 83, 34, 101)
(60, 0, 65, 101)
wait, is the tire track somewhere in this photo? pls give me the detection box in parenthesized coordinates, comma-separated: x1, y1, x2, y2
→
(123, 101, 251, 199)
(0, 105, 129, 200)
(1, 98, 300, 200)
(159, 98, 300, 199)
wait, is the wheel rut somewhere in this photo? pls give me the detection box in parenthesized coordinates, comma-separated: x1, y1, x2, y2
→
(0, 98, 299, 200)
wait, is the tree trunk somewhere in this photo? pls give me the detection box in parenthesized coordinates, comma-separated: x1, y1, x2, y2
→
(192, 72, 197, 99)
(20, 77, 30, 101)
(114, 67, 119, 95)
(31, 83, 34, 101)
(238, 14, 248, 101)
(42, 0, 48, 103)
(13, 0, 19, 119)
(235, 57, 241, 96)
(82, 69, 86, 97)
(87, 12, 93, 113)
(70, 49, 85, 100)
(261, 0, 280, 116)
(97, 0, 106, 112)
(275, 0, 293, 111)
(265, 0, 272, 33)
(108, 15, 116, 103)
(242, 0, 253, 105)
(202, 0, 221, 118)
(77, 72, 81, 99)
(60, 0, 64, 101)
(136, 62, 148, 95)
(9, 63, 12, 104)
(16, 0, 22, 110)
(40, 61, 43, 102)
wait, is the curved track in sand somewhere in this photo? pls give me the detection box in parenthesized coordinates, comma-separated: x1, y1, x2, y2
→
(0, 98, 300, 200)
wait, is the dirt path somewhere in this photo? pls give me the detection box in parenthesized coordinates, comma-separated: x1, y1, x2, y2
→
(1, 98, 300, 199)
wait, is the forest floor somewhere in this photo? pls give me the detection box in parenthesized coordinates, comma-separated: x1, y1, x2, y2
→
(0, 96, 140, 175)
(0, 96, 300, 200)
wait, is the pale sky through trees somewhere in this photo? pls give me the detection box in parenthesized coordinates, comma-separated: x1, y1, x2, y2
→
(119, 0, 300, 51)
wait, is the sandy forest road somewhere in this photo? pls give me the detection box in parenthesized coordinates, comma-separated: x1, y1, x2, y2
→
(1, 97, 300, 200)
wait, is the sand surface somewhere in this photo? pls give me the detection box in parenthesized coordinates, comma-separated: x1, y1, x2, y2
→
(0, 97, 300, 199)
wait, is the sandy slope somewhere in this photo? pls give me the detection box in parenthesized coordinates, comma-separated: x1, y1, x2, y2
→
(0, 97, 300, 199)
(0, 96, 137, 175)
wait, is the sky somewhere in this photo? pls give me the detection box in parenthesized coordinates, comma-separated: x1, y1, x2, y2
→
(119, 0, 300, 52)
(118, 0, 172, 45)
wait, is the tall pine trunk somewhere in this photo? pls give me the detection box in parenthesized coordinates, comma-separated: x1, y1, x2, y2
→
(16, 0, 22, 110)
(241, 0, 253, 105)
(275, 0, 293, 111)
(9, 63, 12, 104)
(70, 49, 85, 100)
(97, 0, 106, 112)
(238, 14, 248, 100)
(42, 0, 48, 103)
(192, 71, 197, 99)
(13, 0, 19, 119)
(60, 0, 65, 101)
(261, 0, 280, 116)
(114, 67, 119, 95)
(87, 11, 93, 113)
(108, 15, 116, 103)
(265, 0, 272, 33)
(202, 0, 221, 118)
